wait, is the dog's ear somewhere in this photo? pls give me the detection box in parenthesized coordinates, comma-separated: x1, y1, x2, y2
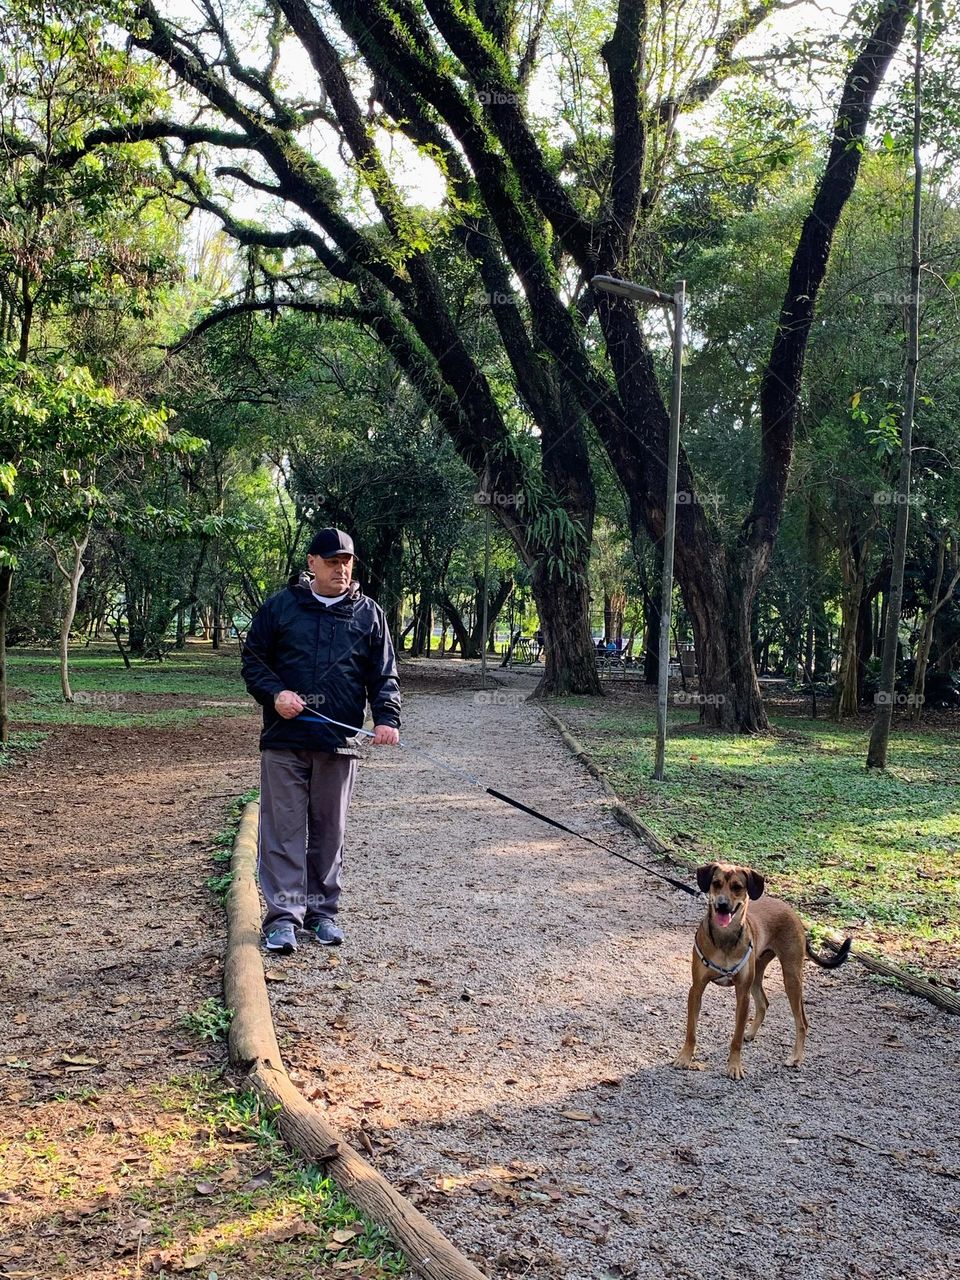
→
(745, 868, 765, 900)
(696, 864, 717, 894)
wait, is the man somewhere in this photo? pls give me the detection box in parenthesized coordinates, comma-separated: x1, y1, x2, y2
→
(241, 528, 401, 954)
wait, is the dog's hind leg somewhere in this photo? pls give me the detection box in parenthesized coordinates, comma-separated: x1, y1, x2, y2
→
(744, 951, 773, 1044)
(783, 968, 809, 1067)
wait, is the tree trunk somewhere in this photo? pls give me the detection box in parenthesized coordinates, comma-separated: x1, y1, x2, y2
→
(642, 587, 660, 685)
(683, 559, 767, 731)
(468, 574, 513, 656)
(0, 563, 13, 746)
(933, 608, 956, 673)
(835, 583, 862, 719)
(855, 589, 874, 705)
(911, 533, 959, 717)
(529, 561, 602, 697)
(868, 0, 922, 770)
(211, 585, 225, 650)
(440, 594, 475, 657)
(624, 601, 641, 663)
(411, 592, 432, 657)
(54, 532, 90, 703)
(499, 628, 522, 667)
(834, 517, 875, 719)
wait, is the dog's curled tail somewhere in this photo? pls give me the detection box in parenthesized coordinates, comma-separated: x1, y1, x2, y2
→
(806, 935, 852, 969)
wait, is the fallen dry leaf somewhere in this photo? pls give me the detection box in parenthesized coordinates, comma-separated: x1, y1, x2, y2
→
(326, 1223, 364, 1247)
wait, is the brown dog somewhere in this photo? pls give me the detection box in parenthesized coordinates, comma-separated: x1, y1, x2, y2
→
(673, 863, 851, 1080)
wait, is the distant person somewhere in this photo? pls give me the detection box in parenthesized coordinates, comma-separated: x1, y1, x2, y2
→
(241, 528, 401, 954)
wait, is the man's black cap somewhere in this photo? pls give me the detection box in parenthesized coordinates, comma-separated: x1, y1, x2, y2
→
(307, 527, 355, 558)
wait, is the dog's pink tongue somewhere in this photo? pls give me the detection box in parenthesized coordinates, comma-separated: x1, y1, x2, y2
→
(715, 911, 732, 928)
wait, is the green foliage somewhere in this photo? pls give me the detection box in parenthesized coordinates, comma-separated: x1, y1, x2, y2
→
(0, 351, 177, 565)
(0, 727, 46, 766)
(204, 870, 234, 899)
(181, 998, 233, 1044)
(0, 0, 177, 350)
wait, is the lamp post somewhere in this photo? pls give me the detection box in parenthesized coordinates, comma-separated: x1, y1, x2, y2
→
(590, 274, 685, 782)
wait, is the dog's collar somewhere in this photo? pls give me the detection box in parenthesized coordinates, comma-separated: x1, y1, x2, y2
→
(695, 937, 753, 978)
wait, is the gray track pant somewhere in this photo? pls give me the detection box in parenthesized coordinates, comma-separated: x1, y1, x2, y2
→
(258, 748, 358, 933)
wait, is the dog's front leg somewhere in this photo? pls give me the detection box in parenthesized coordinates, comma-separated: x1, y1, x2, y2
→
(673, 973, 707, 1069)
(725, 978, 752, 1080)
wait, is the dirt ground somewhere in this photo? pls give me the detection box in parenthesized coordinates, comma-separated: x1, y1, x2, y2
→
(0, 714, 257, 1100)
(0, 710, 265, 1277)
(2, 662, 958, 1280)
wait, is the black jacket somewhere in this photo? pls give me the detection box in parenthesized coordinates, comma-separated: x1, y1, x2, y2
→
(241, 578, 401, 754)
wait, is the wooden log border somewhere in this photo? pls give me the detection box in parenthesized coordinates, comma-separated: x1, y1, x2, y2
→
(539, 705, 960, 1017)
(224, 800, 489, 1280)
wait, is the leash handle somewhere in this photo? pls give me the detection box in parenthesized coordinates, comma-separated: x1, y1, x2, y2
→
(297, 706, 376, 739)
(297, 707, 484, 787)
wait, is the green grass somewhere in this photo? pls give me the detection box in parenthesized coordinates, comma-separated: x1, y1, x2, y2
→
(0, 729, 47, 767)
(182, 1079, 409, 1275)
(5, 648, 251, 728)
(2, 1073, 409, 1278)
(182, 998, 234, 1044)
(558, 699, 960, 968)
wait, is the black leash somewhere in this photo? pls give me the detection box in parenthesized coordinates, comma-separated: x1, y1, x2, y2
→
(484, 786, 699, 896)
(299, 708, 700, 899)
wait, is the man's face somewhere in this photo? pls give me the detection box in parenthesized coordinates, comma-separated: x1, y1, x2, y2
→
(308, 552, 354, 596)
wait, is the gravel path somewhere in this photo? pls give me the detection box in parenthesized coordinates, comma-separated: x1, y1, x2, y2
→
(271, 677, 960, 1280)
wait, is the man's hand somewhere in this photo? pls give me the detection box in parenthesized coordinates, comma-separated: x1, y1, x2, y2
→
(274, 690, 306, 720)
(371, 724, 400, 746)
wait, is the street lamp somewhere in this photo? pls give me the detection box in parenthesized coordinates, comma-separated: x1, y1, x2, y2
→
(590, 273, 686, 783)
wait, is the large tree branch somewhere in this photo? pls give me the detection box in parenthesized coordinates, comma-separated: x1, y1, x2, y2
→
(660, 0, 812, 121)
(133, 1, 411, 301)
(276, 0, 415, 245)
(751, 0, 915, 572)
(159, 149, 355, 282)
(169, 297, 371, 352)
(197, 0, 294, 125)
(599, 0, 646, 265)
(329, 0, 634, 468)
(363, 60, 581, 443)
(421, 0, 594, 268)
(4, 119, 253, 168)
